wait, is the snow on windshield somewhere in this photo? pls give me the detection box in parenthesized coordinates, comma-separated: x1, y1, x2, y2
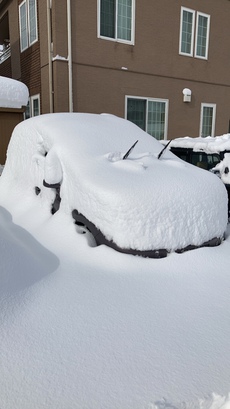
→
(0, 76, 29, 109)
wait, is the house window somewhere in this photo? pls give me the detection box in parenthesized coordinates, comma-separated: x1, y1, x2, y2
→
(98, 0, 135, 44)
(24, 94, 40, 119)
(195, 12, 210, 59)
(19, 0, 38, 52)
(179, 7, 210, 59)
(126, 97, 169, 140)
(200, 103, 216, 137)
(180, 8, 195, 56)
(31, 94, 40, 116)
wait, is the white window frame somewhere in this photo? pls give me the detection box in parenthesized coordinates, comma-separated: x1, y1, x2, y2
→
(125, 96, 169, 140)
(19, 0, 28, 52)
(31, 94, 40, 116)
(97, 0, 135, 45)
(179, 7, 210, 60)
(19, 0, 38, 52)
(24, 94, 40, 119)
(179, 7, 195, 57)
(195, 12, 210, 60)
(199, 103, 216, 137)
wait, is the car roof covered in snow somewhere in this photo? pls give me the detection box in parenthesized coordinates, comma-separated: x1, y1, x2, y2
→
(161, 134, 230, 154)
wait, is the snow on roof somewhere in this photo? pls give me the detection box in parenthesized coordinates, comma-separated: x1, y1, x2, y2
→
(162, 134, 230, 154)
(0, 113, 228, 253)
(0, 76, 29, 109)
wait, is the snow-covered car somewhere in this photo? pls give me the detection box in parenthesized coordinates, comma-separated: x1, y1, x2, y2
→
(0, 113, 228, 258)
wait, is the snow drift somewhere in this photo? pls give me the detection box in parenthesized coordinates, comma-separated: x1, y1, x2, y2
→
(0, 76, 29, 109)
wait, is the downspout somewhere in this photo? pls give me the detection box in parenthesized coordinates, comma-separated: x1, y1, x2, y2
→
(67, 0, 73, 112)
(47, 0, 53, 112)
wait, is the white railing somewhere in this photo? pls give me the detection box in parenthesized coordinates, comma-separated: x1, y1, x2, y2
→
(0, 45, 11, 64)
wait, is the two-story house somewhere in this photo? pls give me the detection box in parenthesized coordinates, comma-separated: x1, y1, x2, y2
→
(1, 0, 230, 140)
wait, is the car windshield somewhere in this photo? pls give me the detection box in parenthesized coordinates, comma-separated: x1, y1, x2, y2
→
(191, 152, 220, 170)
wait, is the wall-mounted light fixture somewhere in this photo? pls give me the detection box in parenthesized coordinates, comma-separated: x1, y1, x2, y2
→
(182, 88, 192, 103)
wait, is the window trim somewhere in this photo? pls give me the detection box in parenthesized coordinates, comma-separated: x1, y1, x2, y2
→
(31, 94, 40, 116)
(179, 7, 210, 60)
(179, 7, 195, 57)
(194, 11, 210, 60)
(199, 103, 216, 137)
(19, 0, 28, 52)
(24, 94, 40, 119)
(97, 0, 135, 45)
(19, 0, 38, 52)
(125, 95, 169, 140)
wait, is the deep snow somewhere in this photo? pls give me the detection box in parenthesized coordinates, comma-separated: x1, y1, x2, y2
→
(0, 113, 230, 408)
(0, 76, 29, 109)
(0, 200, 230, 409)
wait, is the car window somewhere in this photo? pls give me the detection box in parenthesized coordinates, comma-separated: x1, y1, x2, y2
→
(171, 147, 220, 171)
(191, 152, 220, 170)
(177, 153, 188, 161)
(206, 154, 220, 169)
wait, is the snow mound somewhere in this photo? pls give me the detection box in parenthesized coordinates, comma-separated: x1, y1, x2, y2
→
(154, 394, 230, 409)
(0, 76, 29, 109)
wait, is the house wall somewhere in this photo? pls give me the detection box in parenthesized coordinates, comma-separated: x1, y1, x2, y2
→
(0, 52, 11, 77)
(1, 0, 230, 139)
(73, 65, 230, 138)
(67, 0, 230, 138)
(0, 1, 21, 79)
(0, 0, 41, 92)
(20, 43, 41, 96)
(9, 0, 20, 79)
(19, 0, 41, 106)
(38, 0, 69, 113)
(0, 108, 24, 164)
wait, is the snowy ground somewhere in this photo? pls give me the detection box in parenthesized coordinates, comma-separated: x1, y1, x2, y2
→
(0, 192, 230, 409)
(0, 113, 230, 408)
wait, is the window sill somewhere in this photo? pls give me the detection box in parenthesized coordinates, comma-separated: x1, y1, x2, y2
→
(98, 35, 134, 46)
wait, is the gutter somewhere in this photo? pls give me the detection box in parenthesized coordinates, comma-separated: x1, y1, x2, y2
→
(67, 0, 73, 112)
(47, 0, 53, 112)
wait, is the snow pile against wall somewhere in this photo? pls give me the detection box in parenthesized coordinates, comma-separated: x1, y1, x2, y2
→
(0, 113, 227, 253)
(0, 76, 29, 109)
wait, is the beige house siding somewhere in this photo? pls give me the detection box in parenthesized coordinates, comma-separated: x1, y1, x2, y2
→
(0, 107, 24, 163)
(69, 0, 230, 138)
(1, 0, 230, 139)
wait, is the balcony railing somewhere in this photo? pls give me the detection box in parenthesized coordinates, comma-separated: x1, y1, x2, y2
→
(0, 45, 11, 64)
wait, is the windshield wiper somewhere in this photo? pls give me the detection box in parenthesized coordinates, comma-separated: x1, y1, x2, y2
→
(123, 140, 139, 160)
(158, 140, 172, 159)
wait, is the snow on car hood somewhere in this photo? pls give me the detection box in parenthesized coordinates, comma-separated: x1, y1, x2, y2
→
(0, 113, 228, 252)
